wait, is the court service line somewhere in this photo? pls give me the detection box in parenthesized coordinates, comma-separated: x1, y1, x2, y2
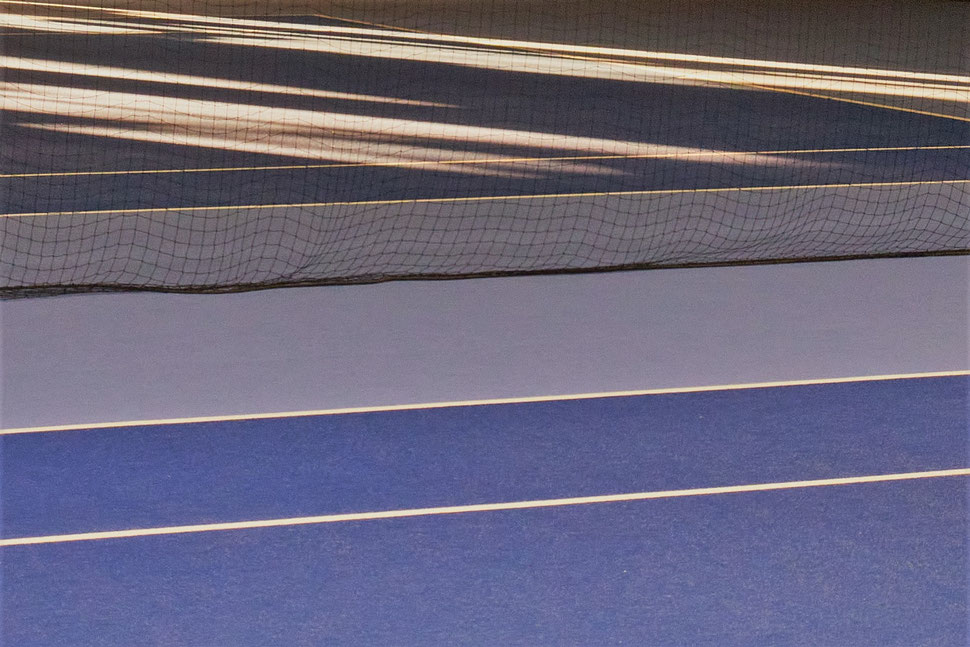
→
(3, 178, 970, 220)
(540, 50, 970, 123)
(1, 468, 967, 547)
(4, 144, 969, 180)
(313, 11, 430, 35)
(311, 10, 970, 86)
(519, 45, 970, 90)
(2, 370, 966, 435)
(737, 82, 970, 123)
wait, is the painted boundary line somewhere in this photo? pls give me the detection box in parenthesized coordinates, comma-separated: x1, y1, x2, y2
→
(4, 178, 970, 220)
(734, 82, 970, 123)
(4, 145, 969, 180)
(535, 51, 970, 123)
(2, 370, 967, 435)
(1, 468, 967, 547)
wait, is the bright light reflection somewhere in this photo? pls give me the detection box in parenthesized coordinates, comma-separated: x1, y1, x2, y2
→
(0, 13, 163, 34)
(3, 0, 967, 86)
(1, 82, 822, 174)
(202, 35, 970, 108)
(1, 4, 965, 114)
(1, 0, 961, 175)
(0, 56, 455, 108)
(17, 123, 569, 180)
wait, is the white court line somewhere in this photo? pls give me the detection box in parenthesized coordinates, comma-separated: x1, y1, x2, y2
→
(1, 468, 967, 547)
(1, 370, 966, 435)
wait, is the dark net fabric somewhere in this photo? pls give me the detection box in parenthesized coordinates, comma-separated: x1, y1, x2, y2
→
(1, 0, 968, 296)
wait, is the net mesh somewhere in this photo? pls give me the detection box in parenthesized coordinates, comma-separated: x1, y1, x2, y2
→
(1, 0, 968, 297)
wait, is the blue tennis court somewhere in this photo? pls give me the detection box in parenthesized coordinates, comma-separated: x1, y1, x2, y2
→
(2, 372, 967, 645)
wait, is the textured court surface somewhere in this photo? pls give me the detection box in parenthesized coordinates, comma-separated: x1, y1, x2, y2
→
(2, 374, 967, 645)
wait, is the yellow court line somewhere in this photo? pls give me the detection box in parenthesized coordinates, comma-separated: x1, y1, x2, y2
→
(3, 177, 969, 220)
(538, 49, 970, 123)
(4, 145, 969, 180)
(314, 10, 970, 85)
(1, 467, 967, 547)
(0, 0, 110, 9)
(736, 83, 970, 123)
(313, 11, 431, 35)
(482, 45, 970, 93)
(0, 0, 285, 16)
(2, 370, 966, 435)
(0, 29, 167, 36)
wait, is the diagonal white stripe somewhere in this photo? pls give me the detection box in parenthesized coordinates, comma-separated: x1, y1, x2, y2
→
(2, 468, 967, 547)
(1, 370, 966, 435)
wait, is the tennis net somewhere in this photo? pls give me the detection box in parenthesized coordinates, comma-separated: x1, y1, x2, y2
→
(1, 0, 968, 296)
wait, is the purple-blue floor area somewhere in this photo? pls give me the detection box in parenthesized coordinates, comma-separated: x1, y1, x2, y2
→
(2, 375, 967, 645)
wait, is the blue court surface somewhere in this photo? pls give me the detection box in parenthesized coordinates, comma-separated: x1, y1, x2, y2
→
(1, 372, 967, 645)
